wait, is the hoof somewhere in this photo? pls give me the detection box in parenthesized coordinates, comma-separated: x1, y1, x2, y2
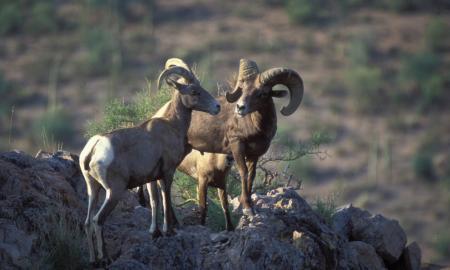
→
(151, 229, 163, 239)
(226, 224, 235, 231)
(92, 257, 111, 269)
(242, 207, 255, 217)
(163, 229, 176, 237)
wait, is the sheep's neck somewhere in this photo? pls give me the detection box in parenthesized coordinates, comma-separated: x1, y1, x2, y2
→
(250, 100, 277, 138)
(164, 92, 192, 137)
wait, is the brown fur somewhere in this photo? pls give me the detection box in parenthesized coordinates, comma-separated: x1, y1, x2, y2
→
(79, 74, 219, 264)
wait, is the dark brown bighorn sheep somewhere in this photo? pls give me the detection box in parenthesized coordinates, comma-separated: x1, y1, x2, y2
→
(79, 65, 220, 265)
(187, 59, 304, 215)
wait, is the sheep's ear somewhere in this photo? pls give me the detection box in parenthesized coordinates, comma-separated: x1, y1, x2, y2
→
(271, 90, 288, 98)
(166, 77, 189, 94)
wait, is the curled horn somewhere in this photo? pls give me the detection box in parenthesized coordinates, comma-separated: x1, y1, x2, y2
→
(165, 58, 192, 72)
(157, 66, 196, 90)
(164, 58, 199, 85)
(226, 59, 259, 103)
(259, 68, 304, 116)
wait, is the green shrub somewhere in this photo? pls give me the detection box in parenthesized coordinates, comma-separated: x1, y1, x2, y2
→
(80, 27, 120, 77)
(85, 81, 172, 137)
(344, 66, 383, 113)
(413, 151, 435, 180)
(398, 51, 445, 111)
(312, 194, 337, 225)
(0, 73, 14, 115)
(347, 33, 375, 67)
(25, 1, 57, 34)
(433, 230, 450, 261)
(33, 108, 75, 146)
(0, 2, 22, 35)
(38, 214, 88, 270)
(425, 18, 449, 52)
(285, 0, 328, 24)
(383, 0, 420, 12)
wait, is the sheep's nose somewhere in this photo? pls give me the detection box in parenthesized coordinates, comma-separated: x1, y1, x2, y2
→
(216, 104, 221, 111)
(236, 104, 245, 111)
(226, 156, 233, 162)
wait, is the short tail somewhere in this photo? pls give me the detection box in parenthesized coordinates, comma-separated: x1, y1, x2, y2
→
(81, 137, 100, 171)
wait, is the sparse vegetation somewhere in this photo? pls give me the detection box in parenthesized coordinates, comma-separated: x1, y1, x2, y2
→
(433, 230, 450, 262)
(0, 2, 22, 35)
(398, 51, 446, 111)
(37, 214, 88, 270)
(413, 150, 435, 181)
(85, 81, 172, 137)
(32, 108, 75, 148)
(312, 194, 338, 225)
(425, 18, 449, 52)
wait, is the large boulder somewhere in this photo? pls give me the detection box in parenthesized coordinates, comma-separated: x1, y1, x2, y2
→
(332, 204, 407, 264)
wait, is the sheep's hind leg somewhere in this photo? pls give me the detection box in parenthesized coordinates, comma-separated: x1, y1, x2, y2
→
(92, 183, 125, 266)
(218, 187, 234, 231)
(147, 181, 162, 238)
(159, 175, 176, 236)
(198, 178, 208, 226)
(82, 172, 101, 264)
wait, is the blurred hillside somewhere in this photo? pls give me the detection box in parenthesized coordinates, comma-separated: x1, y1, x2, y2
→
(0, 0, 449, 264)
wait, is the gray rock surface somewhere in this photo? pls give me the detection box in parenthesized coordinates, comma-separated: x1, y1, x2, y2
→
(0, 150, 423, 269)
(343, 241, 386, 270)
(332, 204, 407, 264)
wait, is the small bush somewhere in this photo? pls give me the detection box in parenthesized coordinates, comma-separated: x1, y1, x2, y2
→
(425, 18, 449, 52)
(25, 1, 57, 34)
(312, 194, 337, 225)
(413, 151, 435, 180)
(0, 73, 14, 115)
(344, 66, 383, 113)
(398, 51, 445, 111)
(347, 33, 376, 67)
(285, 0, 328, 24)
(38, 214, 88, 270)
(80, 27, 120, 77)
(383, 0, 420, 12)
(433, 230, 450, 261)
(85, 81, 172, 137)
(0, 2, 22, 35)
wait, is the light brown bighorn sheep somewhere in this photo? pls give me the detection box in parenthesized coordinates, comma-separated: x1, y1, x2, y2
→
(187, 59, 304, 216)
(137, 59, 235, 231)
(79, 65, 220, 265)
(177, 150, 235, 230)
(138, 147, 234, 230)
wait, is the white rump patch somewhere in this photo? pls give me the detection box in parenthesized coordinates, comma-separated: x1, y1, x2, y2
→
(92, 136, 114, 169)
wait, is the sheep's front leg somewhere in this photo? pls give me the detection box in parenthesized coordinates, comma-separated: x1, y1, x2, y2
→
(230, 141, 254, 216)
(147, 181, 161, 238)
(246, 156, 259, 194)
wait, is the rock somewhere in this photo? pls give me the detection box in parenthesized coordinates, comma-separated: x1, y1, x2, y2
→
(0, 150, 419, 270)
(332, 205, 407, 264)
(343, 241, 386, 270)
(389, 241, 421, 270)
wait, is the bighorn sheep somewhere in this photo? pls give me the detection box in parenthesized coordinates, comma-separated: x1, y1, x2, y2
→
(186, 59, 304, 215)
(79, 65, 220, 265)
(138, 149, 234, 230)
(136, 59, 235, 231)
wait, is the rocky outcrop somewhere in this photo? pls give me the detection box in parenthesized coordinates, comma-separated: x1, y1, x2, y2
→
(0, 150, 427, 269)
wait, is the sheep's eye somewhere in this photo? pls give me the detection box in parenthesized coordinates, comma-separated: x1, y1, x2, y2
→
(191, 90, 200, 96)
